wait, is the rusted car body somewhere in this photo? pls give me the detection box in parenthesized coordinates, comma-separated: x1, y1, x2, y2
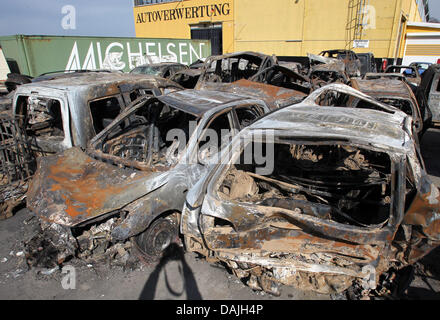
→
(26, 89, 273, 264)
(195, 51, 277, 90)
(181, 102, 440, 296)
(350, 77, 428, 136)
(12, 72, 182, 154)
(248, 65, 312, 95)
(199, 79, 307, 110)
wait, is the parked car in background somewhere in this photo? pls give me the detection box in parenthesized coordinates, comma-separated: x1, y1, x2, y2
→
(169, 68, 202, 89)
(318, 49, 362, 77)
(130, 62, 188, 79)
(385, 65, 421, 88)
(357, 52, 377, 76)
(409, 62, 432, 76)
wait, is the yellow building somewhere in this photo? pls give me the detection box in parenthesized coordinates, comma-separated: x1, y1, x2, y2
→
(133, 0, 434, 59)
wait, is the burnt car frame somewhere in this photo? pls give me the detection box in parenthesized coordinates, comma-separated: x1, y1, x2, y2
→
(307, 53, 350, 88)
(181, 100, 440, 297)
(12, 72, 182, 154)
(194, 51, 277, 90)
(169, 68, 202, 89)
(318, 49, 361, 77)
(350, 77, 428, 136)
(26, 89, 274, 264)
(385, 65, 422, 88)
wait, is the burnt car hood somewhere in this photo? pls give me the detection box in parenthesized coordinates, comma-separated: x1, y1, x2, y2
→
(27, 147, 168, 227)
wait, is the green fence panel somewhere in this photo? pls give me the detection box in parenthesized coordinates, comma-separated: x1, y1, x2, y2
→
(0, 35, 211, 77)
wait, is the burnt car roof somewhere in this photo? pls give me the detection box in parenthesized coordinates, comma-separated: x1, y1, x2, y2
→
(351, 78, 414, 100)
(17, 72, 178, 91)
(158, 89, 255, 117)
(199, 79, 306, 109)
(249, 105, 409, 152)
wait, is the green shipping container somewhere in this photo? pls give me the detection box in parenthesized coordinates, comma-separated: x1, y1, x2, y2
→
(0, 35, 211, 77)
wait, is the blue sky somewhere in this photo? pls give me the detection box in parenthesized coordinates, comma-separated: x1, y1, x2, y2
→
(0, 0, 439, 37)
(0, 0, 135, 37)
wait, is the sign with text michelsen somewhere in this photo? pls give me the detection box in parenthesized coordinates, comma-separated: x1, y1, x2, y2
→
(0, 35, 211, 77)
(135, 2, 231, 24)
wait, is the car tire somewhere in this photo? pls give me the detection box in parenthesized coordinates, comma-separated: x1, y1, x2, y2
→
(133, 214, 179, 262)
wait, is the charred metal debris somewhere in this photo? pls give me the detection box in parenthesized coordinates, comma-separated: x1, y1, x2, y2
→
(1, 51, 439, 298)
(0, 112, 35, 219)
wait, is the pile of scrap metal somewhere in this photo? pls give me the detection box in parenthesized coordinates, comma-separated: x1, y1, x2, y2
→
(5, 51, 440, 299)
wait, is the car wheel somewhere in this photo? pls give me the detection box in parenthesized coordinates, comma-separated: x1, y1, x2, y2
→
(133, 214, 179, 262)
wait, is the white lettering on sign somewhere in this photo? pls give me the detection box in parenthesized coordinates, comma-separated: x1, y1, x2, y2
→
(65, 41, 208, 72)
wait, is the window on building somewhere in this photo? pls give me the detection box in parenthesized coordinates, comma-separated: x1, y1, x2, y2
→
(134, 0, 177, 6)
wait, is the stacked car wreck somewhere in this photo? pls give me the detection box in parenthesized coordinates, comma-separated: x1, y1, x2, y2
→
(2, 50, 440, 299)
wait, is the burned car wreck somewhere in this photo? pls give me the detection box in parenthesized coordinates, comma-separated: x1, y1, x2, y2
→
(25, 89, 273, 265)
(195, 51, 277, 90)
(307, 53, 349, 88)
(181, 103, 440, 297)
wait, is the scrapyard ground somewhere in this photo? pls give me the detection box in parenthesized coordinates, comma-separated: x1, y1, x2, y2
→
(1, 129, 440, 300)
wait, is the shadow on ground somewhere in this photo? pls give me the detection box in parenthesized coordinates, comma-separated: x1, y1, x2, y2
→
(138, 243, 202, 300)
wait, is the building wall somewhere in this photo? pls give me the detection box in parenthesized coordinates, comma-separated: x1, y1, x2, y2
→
(134, 0, 234, 55)
(133, 0, 426, 58)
